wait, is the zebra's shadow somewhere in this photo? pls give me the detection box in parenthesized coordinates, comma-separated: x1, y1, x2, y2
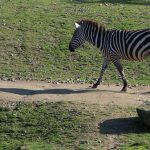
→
(0, 87, 121, 96)
(69, 0, 149, 5)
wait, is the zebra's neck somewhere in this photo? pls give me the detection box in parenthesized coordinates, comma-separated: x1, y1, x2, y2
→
(84, 24, 107, 50)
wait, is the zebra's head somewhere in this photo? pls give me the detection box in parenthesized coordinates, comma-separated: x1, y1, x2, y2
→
(69, 21, 86, 52)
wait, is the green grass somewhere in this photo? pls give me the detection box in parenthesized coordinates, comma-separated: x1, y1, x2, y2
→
(0, 102, 93, 150)
(0, 0, 150, 85)
(0, 2, 150, 149)
(0, 101, 150, 150)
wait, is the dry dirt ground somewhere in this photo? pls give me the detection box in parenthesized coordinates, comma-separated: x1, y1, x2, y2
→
(0, 80, 149, 106)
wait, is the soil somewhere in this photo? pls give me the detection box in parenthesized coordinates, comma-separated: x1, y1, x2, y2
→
(0, 80, 149, 106)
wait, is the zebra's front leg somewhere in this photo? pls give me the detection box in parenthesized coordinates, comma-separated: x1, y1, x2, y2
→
(113, 60, 128, 91)
(92, 58, 110, 88)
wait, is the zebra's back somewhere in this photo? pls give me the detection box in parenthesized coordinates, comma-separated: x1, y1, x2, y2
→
(110, 29, 150, 61)
(126, 29, 150, 60)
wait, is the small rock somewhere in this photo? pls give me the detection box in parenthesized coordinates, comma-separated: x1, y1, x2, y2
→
(53, 81, 59, 85)
(98, 140, 102, 143)
(2, 77, 8, 81)
(11, 78, 16, 82)
(132, 84, 138, 87)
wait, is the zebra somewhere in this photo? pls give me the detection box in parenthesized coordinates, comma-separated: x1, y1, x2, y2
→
(69, 20, 150, 91)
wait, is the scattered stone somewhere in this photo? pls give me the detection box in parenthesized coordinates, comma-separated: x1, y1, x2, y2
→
(108, 142, 119, 150)
(98, 140, 102, 143)
(52, 81, 59, 85)
(127, 84, 132, 89)
(132, 84, 139, 87)
(2, 77, 8, 81)
(11, 78, 16, 82)
(143, 100, 150, 105)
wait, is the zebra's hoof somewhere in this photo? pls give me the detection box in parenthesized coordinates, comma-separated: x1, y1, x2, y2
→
(121, 88, 127, 92)
(92, 84, 98, 88)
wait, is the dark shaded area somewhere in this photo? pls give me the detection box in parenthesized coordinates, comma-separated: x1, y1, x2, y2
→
(70, 0, 150, 5)
(99, 117, 150, 134)
(0, 87, 122, 96)
(0, 88, 97, 95)
(140, 92, 150, 95)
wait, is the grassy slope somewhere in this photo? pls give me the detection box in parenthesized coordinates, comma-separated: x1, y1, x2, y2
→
(0, 0, 150, 85)
(0, 1, 150, 149)
(0, 102, 150, 150)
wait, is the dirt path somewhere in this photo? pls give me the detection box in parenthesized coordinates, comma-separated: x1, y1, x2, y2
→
(0, 80, 149, 106)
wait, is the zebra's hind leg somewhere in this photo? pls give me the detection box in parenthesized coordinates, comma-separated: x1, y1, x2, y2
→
(113, 60, 128, 91)
(92, 58, 110, 88)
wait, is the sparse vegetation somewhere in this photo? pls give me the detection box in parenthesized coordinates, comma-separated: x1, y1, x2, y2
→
(0, 101, 150, 150)
(0, 0, 150, 149)
(0, 0, 150, 85)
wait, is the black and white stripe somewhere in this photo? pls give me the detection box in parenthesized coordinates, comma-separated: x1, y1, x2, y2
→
(69, 20, 150, 91)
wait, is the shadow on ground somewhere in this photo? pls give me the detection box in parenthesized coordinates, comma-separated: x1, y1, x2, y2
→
(141, 92, 150, 95)
(99, 117, 150, 134)
(0, 87, 122, 95)
(0, 88, 95, 95)
(69, 0, 150, 5)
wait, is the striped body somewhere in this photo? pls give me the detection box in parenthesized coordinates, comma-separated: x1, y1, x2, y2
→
(69, 20, 150, 91)
(110, 29, 150, 61)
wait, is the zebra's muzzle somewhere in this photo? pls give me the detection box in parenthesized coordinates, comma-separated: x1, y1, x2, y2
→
(69, 44, 75, 52)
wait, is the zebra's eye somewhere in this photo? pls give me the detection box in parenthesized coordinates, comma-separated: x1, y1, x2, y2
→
(74, 33, 77, 36)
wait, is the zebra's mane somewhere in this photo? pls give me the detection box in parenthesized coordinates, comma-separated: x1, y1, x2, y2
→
(77, 20, 105, 29)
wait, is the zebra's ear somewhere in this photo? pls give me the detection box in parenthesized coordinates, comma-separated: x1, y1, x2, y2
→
(75, 23, 80, 28)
